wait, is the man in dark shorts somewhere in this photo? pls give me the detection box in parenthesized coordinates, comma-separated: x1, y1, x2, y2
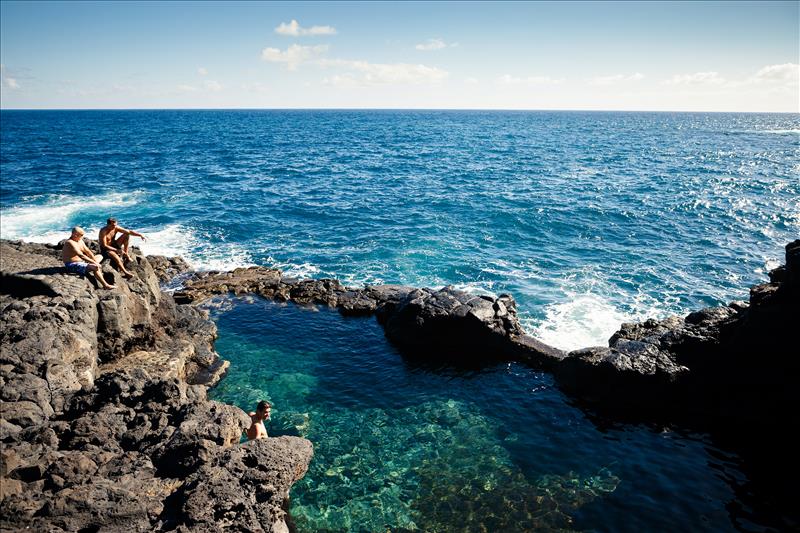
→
(61, 226, 115, 290)
(98, 218, 145, 279)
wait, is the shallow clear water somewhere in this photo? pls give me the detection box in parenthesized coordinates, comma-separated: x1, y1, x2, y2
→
(208, 296, 746, 532)
(1, 110, 798, 349)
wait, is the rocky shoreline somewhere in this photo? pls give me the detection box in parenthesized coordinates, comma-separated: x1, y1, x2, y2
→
(1, 240, 312, 532)
(174, 239, 798, 423)
(2, 237, 797, 531)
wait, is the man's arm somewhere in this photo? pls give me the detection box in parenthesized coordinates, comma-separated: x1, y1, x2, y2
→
(79, 242, 101, 264)
(118, 226, 145, 239)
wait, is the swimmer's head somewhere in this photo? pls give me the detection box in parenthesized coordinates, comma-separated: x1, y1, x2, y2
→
(256, 400, 271, 417)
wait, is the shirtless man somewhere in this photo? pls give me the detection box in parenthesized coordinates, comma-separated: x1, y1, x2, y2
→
(246, 400, 271, 440)
(62, 226, 115, 289)
(98, 218, 145, 279)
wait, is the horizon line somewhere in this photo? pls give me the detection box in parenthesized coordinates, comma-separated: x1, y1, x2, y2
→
(1, 107, 798, 114)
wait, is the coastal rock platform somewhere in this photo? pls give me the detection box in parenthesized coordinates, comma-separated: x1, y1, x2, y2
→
(0, 240, 313, 532)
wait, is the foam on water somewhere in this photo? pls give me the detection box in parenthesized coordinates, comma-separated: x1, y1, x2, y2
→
(137, 223, 255, 272)
(530, 294, 633, 350)
(0, 191, 142, 242)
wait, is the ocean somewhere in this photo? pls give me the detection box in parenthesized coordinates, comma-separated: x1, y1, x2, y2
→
(1, 109, 798, 530)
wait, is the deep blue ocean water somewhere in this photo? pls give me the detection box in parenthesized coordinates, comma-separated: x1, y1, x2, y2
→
(1, 110, 798, 530)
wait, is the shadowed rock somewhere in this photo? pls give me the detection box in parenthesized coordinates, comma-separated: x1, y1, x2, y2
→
(555, 239, 800, 421)
(1, 239, 313, 533)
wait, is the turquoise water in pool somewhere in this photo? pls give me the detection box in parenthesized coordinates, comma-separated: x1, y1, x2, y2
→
(207, 295, 744, 532)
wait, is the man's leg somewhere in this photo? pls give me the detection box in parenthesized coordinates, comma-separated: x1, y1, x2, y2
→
(88, 264, 115, 289)
(106, 249, 134, 278)
(114, 234, 131, 260)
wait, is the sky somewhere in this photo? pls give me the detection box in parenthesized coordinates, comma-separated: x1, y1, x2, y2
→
(1, 1, 798, 111)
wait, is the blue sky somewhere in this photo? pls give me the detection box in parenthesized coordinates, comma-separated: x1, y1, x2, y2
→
(1, 1, 798, 111)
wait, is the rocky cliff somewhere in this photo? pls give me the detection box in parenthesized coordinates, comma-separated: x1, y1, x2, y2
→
(0, 240, 313, 532)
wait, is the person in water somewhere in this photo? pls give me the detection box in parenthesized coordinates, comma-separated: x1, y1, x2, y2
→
(98, 218, 145, 279)
(62, 226, 116, 290)
(246, 400, 271, 440)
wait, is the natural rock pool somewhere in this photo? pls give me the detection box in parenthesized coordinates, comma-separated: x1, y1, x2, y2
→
(207, 295, 745, 532)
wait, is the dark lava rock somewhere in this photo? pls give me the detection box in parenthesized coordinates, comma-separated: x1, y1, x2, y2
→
(1, 240, 314, 532)
(556, 239, 800, 421)
(146, 254, 193, 283)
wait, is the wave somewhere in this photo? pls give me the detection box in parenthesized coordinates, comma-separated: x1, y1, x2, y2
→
(0, 191, 143, 242)
(137, 224, 255, 272)
(526, 274, 675, 352)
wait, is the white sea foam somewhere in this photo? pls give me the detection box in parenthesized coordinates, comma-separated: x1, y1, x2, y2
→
(137, 224, 255, 272)
(0, 191, 142, 242)
(527, 295, 633, 351)
(736, 129, 800, 135)
(451, 281, 498, 298)
(527, 275, 674, 352)
(266, 259, 321, 279)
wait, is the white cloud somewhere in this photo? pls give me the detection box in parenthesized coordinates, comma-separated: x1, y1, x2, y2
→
(589, 72, 644, 85)
(665, 71, 726, 86)
(750, 63, 799, 84)
(319, 58, 448, 86)
(261, 44, 329, 70)
(464, 77, 478, 85)
(197, 67, 208, 76)
(497, 74, 564, 85)
(204, 80, 222, 92)
(415, 38, 452, 51)
(0, 64, 20, 89)
(275, 19, 336, 36)
(177, 81, 221, 93)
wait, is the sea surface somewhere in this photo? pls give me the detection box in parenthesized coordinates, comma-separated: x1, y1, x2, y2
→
(1, 110, 798, 530)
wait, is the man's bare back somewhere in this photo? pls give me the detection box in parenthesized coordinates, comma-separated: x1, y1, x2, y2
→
(61, 238, 86, 263)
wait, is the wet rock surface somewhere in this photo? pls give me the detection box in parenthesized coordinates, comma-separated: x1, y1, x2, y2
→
(556, 240, 799, 421)
(1, 239, 313, 532)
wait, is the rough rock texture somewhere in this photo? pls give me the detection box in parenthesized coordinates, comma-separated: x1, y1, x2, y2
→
(555, 240, 800, 421)
(1, 239, 313, 532)
(175, 269, 567, 366)
(146, 254, 193, 284)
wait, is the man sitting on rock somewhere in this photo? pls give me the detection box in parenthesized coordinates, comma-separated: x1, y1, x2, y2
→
(246, 400, 271, 440)
(62, 226, 116, 290)
(98, 218, 145, 279)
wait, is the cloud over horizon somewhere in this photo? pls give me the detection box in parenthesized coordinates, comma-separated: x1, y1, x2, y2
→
(321, 59, 449, 87)
(415, 38, 457, 51)
(275, 19, 337, 36)
(261, 44, 330, 70)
